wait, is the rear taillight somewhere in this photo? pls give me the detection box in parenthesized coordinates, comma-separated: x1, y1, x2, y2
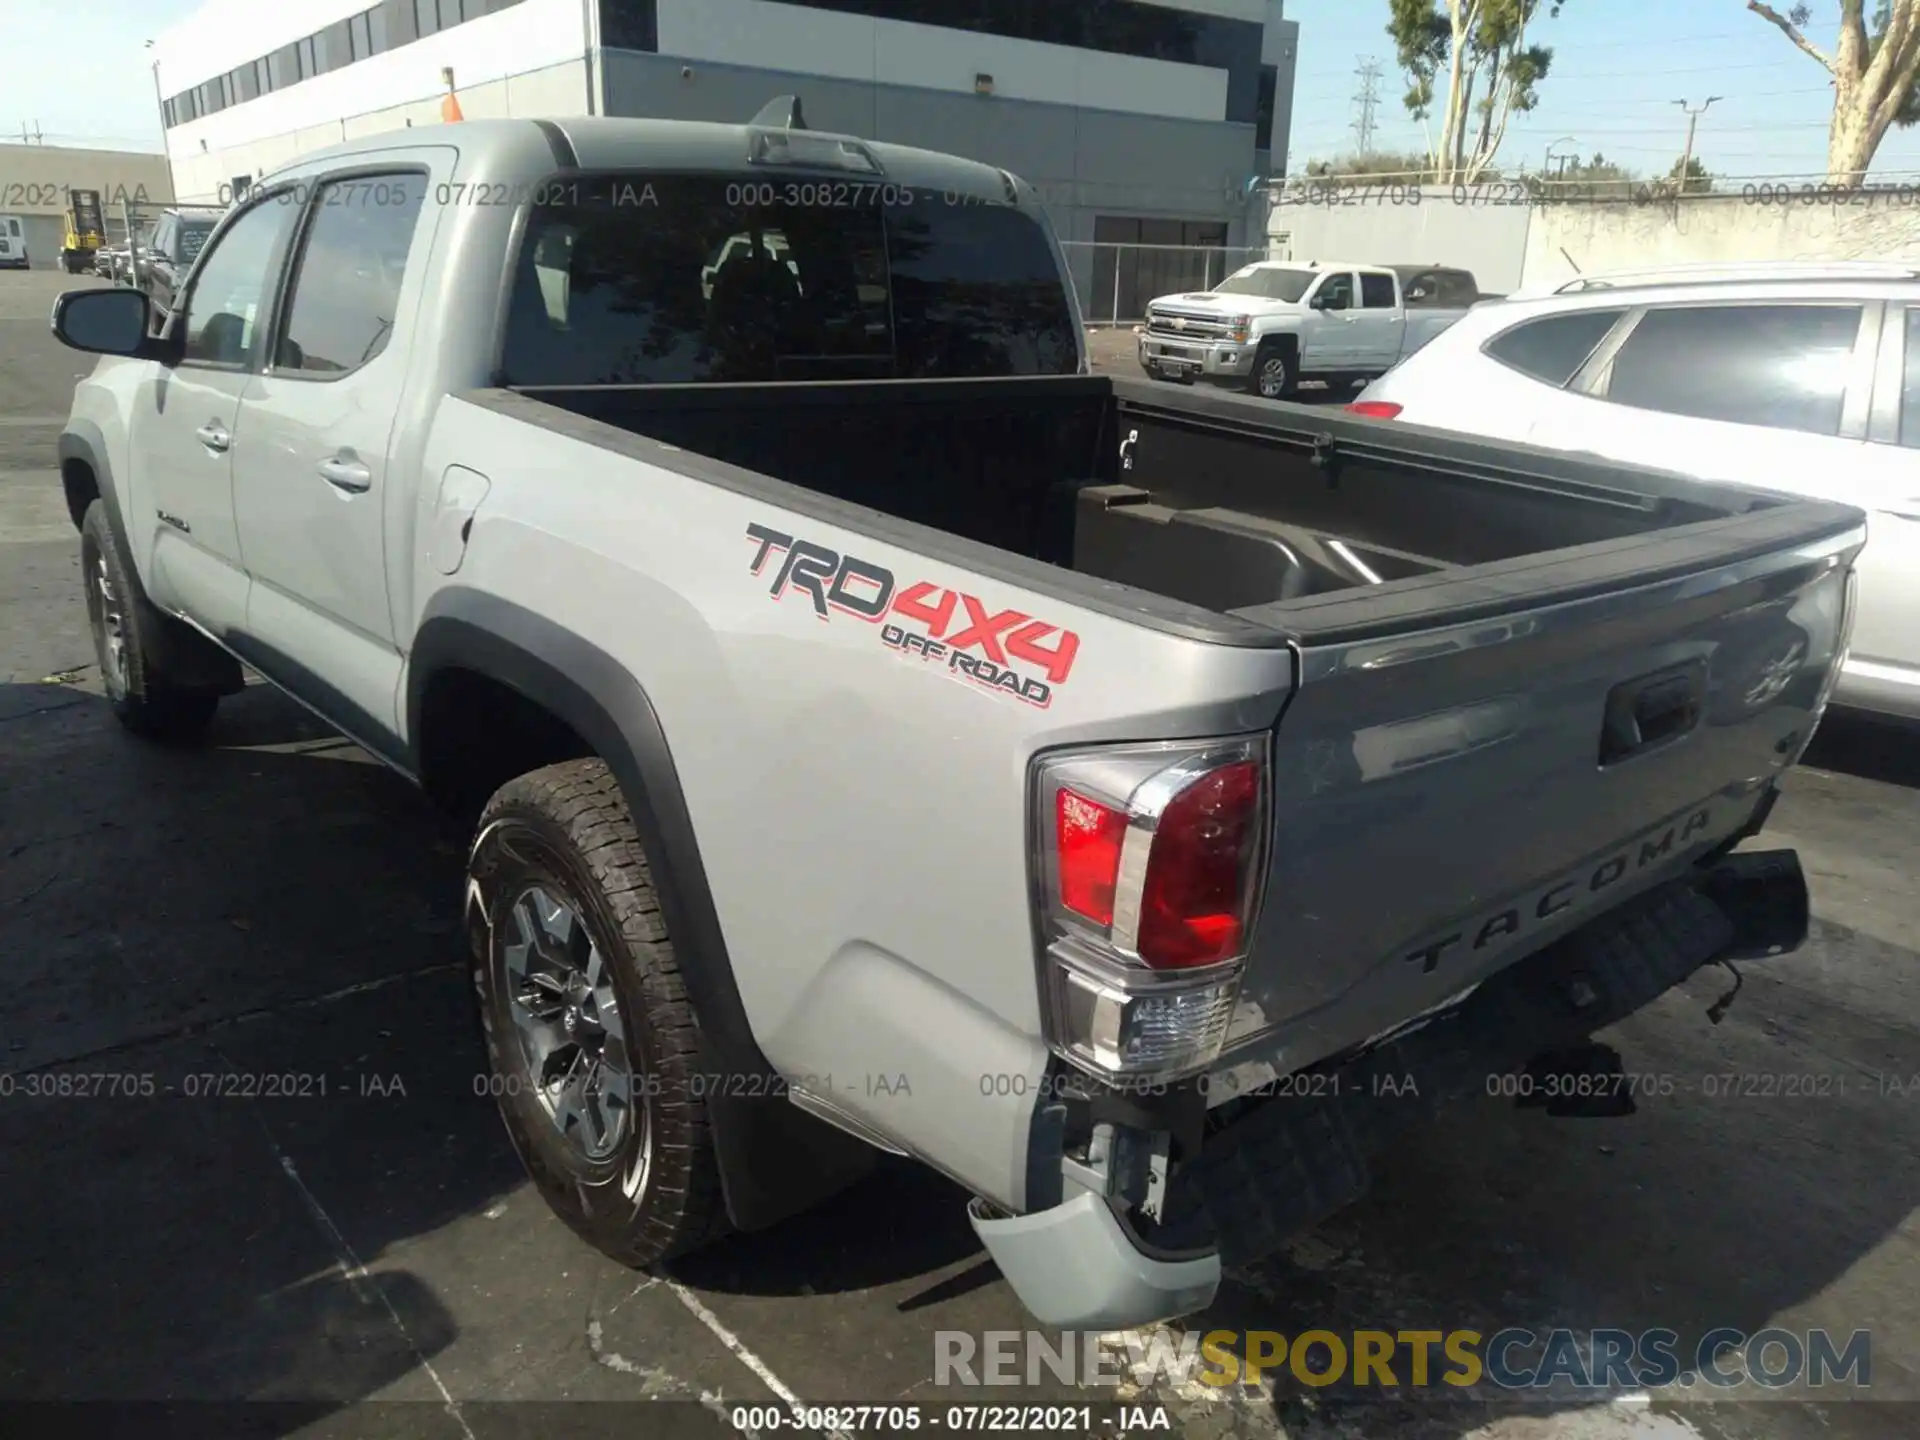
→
(1055, 788, 1127, 926)
(1032, 737, 1269, 1080)
(1345, 400, 1403, 420)
(1136, 760, 1262, 969)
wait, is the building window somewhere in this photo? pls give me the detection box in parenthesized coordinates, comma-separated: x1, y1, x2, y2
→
(599, 0, 659, 50)
(1255, 64, 1277, 151)
(415, 0, 441, 37)
(739, 1, 1265, 124)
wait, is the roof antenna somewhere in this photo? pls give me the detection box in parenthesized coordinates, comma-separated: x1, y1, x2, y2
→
(750, 95, 807, 130)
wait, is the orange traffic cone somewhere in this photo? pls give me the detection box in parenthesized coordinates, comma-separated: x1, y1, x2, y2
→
(440, 67, 464, 122)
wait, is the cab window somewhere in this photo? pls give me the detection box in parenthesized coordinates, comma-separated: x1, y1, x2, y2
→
(274, 175, 426, 376)
(1313, 273, 1354, 311)
(180, 198, 297, 368)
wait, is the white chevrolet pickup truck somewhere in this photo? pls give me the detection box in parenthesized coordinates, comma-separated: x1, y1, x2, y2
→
(1139, 260, 1485, 398)
(50, 109, 1861, 1331)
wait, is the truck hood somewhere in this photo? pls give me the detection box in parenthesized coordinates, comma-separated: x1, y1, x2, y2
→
(1148, 292, 1305, 318)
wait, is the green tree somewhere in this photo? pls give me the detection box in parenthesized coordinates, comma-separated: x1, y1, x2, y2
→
(1388, 0, 1567, 182)
(1534, 151, 1639, 197)
(1668, 155, 1715, 193)
(1747, 2, 1920, 182)
(1302, 150, 1441, 180)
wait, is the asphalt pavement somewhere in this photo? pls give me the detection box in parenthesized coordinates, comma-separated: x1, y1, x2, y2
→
(3, 271, 1918, 1440)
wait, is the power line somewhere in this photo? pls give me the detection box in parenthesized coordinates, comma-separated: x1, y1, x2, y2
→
(1352, 57, 1384, 154)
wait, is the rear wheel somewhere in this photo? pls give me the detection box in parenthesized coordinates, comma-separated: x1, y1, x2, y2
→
(1248, 342, 1297, 400)
(80, 501, 220, 744)
(469, 759, 730, 1267)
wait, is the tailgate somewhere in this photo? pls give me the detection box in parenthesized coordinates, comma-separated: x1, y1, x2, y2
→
(1222, 501, 1863, 1063)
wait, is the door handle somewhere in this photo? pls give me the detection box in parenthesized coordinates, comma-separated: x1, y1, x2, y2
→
(318, 456, 373, 494)
(195, 420, 230, 452)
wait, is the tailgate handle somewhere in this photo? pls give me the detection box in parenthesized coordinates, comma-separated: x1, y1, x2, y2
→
(1599, 661, 1705, 766)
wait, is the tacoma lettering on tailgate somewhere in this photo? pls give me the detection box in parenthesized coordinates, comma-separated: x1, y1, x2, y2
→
(745, 523, 1080, 708)
(1404, 804, 1719, 972)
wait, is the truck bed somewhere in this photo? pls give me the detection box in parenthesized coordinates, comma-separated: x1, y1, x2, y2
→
(517, 373, 1783, 629)
(494, 373, 1862, 1082)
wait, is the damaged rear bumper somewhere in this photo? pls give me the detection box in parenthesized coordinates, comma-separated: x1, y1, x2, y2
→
(974, 848, 1809, 1330)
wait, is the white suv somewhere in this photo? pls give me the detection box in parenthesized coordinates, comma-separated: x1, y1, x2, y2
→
(1351, 263, 1920, 723)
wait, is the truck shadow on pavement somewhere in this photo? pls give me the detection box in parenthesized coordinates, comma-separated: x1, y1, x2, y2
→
(0, 680, 986, 1425)
(0, 681, 495, 1424)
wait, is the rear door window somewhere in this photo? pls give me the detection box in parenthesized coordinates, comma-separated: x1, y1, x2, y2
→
(275, 174, 426, 375)
(1603, 303, 1864, 437)
(500, 175, 1077, 385)
(1484, 309, 1627, 386)
(1360, 273, 1396, 309)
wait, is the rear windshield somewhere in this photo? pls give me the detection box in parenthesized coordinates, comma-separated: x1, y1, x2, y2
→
(1213, 267, 1315, 302)
(499, 174, 1079, 385)
(179, 220, 215, 261)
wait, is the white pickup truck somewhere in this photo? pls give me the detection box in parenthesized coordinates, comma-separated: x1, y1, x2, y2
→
(1139, 261, 1485, 399)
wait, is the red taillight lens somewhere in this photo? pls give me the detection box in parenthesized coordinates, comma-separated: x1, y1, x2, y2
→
(1055, 786, 1128, 926)
(1345, 400, 1403, 420)
(1136, 760, 1263, 970)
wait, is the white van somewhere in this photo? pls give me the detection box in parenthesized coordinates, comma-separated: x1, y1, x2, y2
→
(0, 215, 29, 269)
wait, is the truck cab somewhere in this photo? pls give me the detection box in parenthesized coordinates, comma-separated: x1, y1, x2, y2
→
(1139, 260, 1483, 399)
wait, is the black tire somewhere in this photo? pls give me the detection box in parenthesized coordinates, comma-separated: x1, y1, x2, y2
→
(80, 500, 220, 744)
(1247, 341, 1297, 400)
(468, 758, 729, 1267)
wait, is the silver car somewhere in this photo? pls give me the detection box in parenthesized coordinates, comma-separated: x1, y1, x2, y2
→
(1353, 262, 1920, 722)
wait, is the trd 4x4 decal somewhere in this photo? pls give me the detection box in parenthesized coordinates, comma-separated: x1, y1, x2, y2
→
(745, 523, 1080, 708)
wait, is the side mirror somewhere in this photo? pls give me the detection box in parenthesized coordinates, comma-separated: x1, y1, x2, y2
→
(51, 288, 168, 360)
(1308, 294, 1328, 310)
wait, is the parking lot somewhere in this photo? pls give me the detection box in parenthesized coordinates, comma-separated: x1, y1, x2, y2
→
(3, 266, 1919, 1440)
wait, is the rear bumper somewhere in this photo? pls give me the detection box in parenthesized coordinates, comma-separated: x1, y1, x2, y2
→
(978, 847, 1809, 1329)
(969, 1193, 1220, 1330)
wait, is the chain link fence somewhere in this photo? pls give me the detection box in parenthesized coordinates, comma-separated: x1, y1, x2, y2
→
(1060, 241, 1271, 328)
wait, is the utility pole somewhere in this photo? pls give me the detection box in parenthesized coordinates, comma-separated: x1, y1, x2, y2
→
(1673, 96, 1721, 193)
(1352, 57, 1383, 155)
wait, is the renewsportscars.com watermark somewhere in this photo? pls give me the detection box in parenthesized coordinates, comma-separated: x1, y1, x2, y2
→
(933, 1327, 1872, 1394)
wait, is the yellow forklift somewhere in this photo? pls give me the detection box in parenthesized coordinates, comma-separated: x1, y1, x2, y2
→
(60, 189, 105, 274)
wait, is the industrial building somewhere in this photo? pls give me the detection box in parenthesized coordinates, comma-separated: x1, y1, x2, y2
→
(0, 144, 174, 269)
(151, 0, 1298, 308)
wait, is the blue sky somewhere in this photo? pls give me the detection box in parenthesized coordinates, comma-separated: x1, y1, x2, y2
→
(3, 0, 1918, 181)
(1284, 0, 1920, 180)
